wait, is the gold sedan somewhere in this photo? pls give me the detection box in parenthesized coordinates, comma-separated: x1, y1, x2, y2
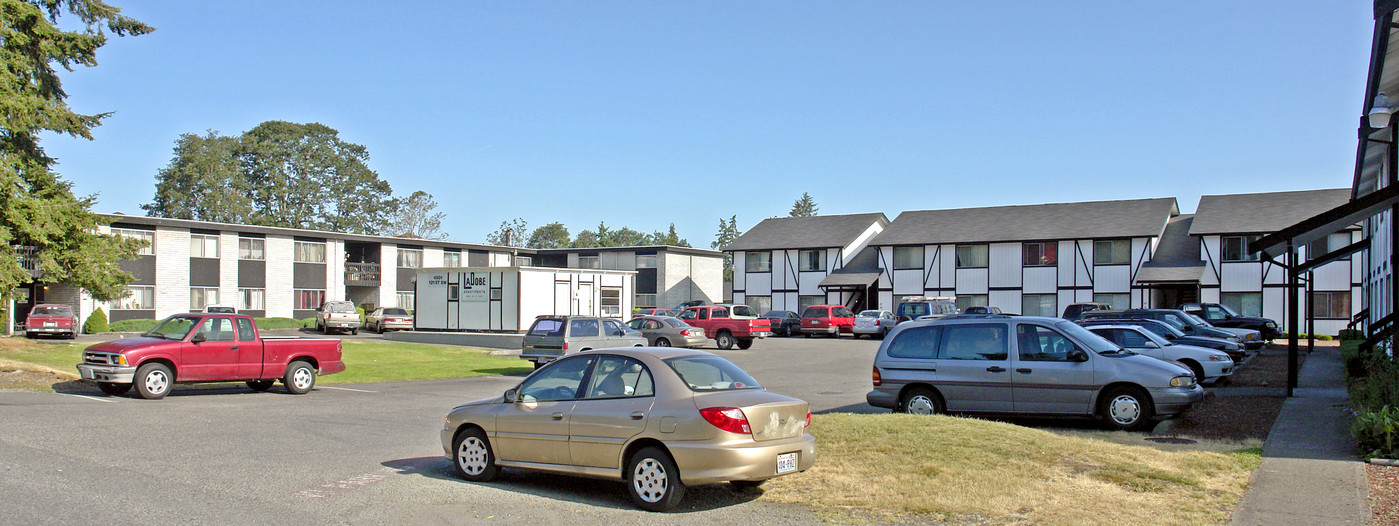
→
(441, 347, 817, 512)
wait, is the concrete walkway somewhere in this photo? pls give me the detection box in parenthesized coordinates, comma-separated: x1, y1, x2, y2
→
(1230, 346, 1371, 525)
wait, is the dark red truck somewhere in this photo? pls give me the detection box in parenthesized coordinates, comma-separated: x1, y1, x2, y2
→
(678, 304, 772, 350)
(76, 313, 346, 399)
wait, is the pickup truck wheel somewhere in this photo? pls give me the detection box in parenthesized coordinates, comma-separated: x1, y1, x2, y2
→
(134, 363, 173, 400)
(453, 428, 500, 482)
(736, 338, 753, 350)
(246, 379, 275, 392)
(351, 328, 358, 335)
(627, 446, 686, 512)
(283, 361, 316, 394)
(98, 382, 132, 396)
(715, 332, 736, 350)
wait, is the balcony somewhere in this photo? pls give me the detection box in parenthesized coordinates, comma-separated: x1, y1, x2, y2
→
(15, 245, 40, 279)
(345, 262, 381, 287)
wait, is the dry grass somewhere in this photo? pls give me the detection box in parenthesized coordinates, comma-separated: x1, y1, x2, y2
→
(762, 413, 1258, 525)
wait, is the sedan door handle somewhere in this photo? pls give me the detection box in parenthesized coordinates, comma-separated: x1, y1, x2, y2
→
(1016, 368, 1032, 374)
(630, 411, 646, 420)
(986, 366, 1007, 373)
(551, 412, 564, 420)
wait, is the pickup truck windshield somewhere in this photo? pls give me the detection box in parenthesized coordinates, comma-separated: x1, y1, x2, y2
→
(144, 316, 199, 340)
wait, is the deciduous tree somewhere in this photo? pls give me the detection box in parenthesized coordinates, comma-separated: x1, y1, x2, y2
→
(142, 131, 251, 223)
(527, 222, 571, 249)
(388, 190, 447, 240)
(487, 218, 529, 247)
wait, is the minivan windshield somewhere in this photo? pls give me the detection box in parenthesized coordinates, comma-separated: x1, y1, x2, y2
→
(143, 316, 199, 340)
(1054, 321, 1120, 354)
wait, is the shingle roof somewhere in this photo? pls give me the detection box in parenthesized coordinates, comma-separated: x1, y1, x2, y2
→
(871, 198, 1179, 246)
(1188, 189, 1351, 235)
(724, 213, 889, 251)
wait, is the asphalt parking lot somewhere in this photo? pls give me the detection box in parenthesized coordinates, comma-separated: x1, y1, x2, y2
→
(0, 334, 882, 524)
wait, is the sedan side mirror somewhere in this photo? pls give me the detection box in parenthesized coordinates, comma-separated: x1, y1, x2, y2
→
(1068, 349, 1089, 362)
(1144, 341, 1160, 349)
(191, 332, 207, 344)
(504, 388, 517, 403)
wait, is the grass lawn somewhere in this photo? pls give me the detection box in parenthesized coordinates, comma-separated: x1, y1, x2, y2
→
(0, 337, 531, 390)
(762, 413, 1260, 525)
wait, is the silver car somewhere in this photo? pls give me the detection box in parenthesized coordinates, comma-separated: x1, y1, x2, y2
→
(363, 307, 413, 333)
(867, 315, 1205, 430)
(852, 310, 896, 339)
(626, 316, 708, 348)
(1086, 325, 1234, 385)
(520, 316, 647, 369)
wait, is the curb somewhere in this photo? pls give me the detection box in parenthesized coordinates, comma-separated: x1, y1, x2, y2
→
(1370, 458, 1399, 467)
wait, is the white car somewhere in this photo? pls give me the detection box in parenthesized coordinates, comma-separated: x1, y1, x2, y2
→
(1087, 325, 1234, 384)
(202, 304, 237, 314)
(853, 310, 896, 338)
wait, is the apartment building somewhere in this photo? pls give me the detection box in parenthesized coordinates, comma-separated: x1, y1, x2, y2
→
(727, 213, 889, 313)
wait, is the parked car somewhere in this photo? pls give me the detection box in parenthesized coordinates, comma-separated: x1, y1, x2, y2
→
(853, 309, 897, 339)
(1061, 303, 1110, 321)
(867, 315, 1204, 430)
(1180, 311, 1265, 350)
(201, 304, 237, 314)
(633, 308, 676, 319)
(672, 300, 707, 313)
(762, 310, 802, 337)
(1178, 303, 1282, 341)
(1085, 325, 1235, 384)
(626, 316, 708, 348)
(800, 305, 856, 337)
(962, 306, 1004, 315)
(364, 307, 413, 333)
(24, 304, 78, 339)
(441, 348, 816, 511)
(520, 316, 647, 368)
(75, 313, 345, 399)
(315, 300, 360, 335)
(895, 296, 957, 323)
(1076, 318, 1244, 361)
(1080, 309, 1244, 347)
(678, 305, 772, 350)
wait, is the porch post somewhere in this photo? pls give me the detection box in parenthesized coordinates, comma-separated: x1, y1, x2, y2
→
(1287, 245, 1299, 397)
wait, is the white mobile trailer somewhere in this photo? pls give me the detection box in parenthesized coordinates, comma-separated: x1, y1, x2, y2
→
(414, 267, 636, 332)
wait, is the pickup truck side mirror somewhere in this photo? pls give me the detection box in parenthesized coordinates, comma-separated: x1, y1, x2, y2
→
(504, 388, 517, 403)
(191, 332, 207, 344)
(1068, 349, 1089, 362)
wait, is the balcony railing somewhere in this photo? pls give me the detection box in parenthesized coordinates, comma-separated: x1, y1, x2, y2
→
(345, 262, 381, 286)
(15, 245, 40, 279)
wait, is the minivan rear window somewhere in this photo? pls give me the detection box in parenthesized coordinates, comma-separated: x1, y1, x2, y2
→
(898, 303, 930, 318)
(801, 307, 827, 318)
(528, 319, 566, 337)
(939, 324, 1008, 360)
(886, 326, 939, 359)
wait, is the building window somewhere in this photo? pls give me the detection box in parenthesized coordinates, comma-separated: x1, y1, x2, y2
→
(799, 250, 826, 272)
(190, 234, 220, 259)
(798, 295, 824, 311)
(238, 238, 265, 260)
(1221, 292, 1263, 317)
(634, 293, 656, 308)
(1023, 242, 1058, 266)
(1094, 293, 1130, 310)
(112, 228, 155, 256)
(889, 246, 921, 270)
(240, 288, 265, 311)
(190, 287, 220, 311)
(745, 295, 772, 314)
(294, 241, 326, 263)
(1094, 239, 1131, 265)
(956, 294, 988, 312)
(1221, 235, 1261, 262)
(395, 291, 415, 310)
(956, 245, 988, 268)
(490, 289, 503, 300)
(397, 248, 423, 268)
(115, 286, 154, 310)
(294, 289, 325, 310)
(745, 252, 772, 273)
(637, 255, 657, 269)
(516, 256, 533, 266)
(579, 256, 600, 269)
(443, 251, 461, 267)
(1021, 294, 1057, 317)
(1307, 233, 1350, 260)
(600, 288, 621, 317)
(1311, 291, 1350, 319)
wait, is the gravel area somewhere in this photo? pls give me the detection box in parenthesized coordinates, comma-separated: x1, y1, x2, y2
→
(1163, 394, 1284, 441)
(1227, 349, 1307, 388)
(1368, 463, 1399, 526)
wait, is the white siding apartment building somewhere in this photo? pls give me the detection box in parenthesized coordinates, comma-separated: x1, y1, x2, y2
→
(727, 213, 889, 313)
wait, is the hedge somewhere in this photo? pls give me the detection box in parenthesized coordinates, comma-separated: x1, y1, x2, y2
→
(106, 317, 315, 333)
(83, 308, 109, 334)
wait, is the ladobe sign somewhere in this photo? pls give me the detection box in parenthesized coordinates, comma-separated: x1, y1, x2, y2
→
(460, 272, 489, 302)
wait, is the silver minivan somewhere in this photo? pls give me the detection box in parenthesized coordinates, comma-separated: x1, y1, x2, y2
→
(866, 315, 1205, 430)
(519, 316, 647, 369)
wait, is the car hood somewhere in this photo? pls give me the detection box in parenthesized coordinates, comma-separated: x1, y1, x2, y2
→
(1228, 316, 1275, 326)
(86, 337, 180, 354)
(1167, 343, 1230, 358)
(1103, 352, 1192, 376)
(451, 396, 502, 413)
(1211, 326, 1259, 337)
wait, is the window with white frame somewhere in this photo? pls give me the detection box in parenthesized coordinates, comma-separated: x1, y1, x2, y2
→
(745, 295, 772, 314)
(397, 248, 423, 268)
(1023, 242, 1058, 266)
(294, 241, 326, 263)
(955, 294, 988, 311)
(634, 293, 656, 308)
(294, 289, 325, 310)
(1310, 291, 1351, 319)
(115, 286, 154, 310)
(956, 245, 988, 268)
(1221, 235, 1261, 262)
(443, 251, 462, 267)
(1093, 293, 1130, 311)
(1221, 292, 1263, 317)
(1307, 233, 1350, 260)
(112, 228, 155, 256)
(637, 255, 657, 269)
(240, 288, 265, 310)
(893, 246, 924, 270)
(395, 292, 415, 310)
(600, 288, 621, 317)
(579, 256, 600, 269)
(798, 295, 824, 311)
(190, 287, 220, 310)
(1094, 239, 1131, 265)
(190, 234, 220, 258)
(1021, 294, 1057, 317)
(238, 238, 265, 260)
(799, 250, 825, 272)
(745, 252, 771, 272)
(516, 256, 533, 266)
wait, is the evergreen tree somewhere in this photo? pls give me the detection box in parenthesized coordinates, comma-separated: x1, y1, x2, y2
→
(649, 223, 690, 247)
(789, 192, 819, 217)
(711, 215, 741, 281)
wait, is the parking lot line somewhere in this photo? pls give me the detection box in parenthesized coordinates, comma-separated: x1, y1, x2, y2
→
(59, 393, 116, 403)
(316, 386, 378, 393)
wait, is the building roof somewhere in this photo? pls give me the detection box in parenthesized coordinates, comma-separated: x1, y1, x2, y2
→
(818, 245, 881, 288)
(871, 198, 1179, 246)
(724, 213, 889, 251)
(1188, 189, 1352, 236)
(1137, 214, 1205, 283)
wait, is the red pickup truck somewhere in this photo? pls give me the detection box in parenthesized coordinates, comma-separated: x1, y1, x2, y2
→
(76, 313, 346, 399)
(677, 304, 772, 350)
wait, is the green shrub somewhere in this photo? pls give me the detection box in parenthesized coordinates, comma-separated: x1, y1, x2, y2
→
(251, 317, 317, 330)
(1351, 405, 1399, 459)
(1281, 332, 1333, 341)
(1338, 329, 1364, 341)
(83, 308, 109, 334)
(355, 306, 366, 323)
(109, 318, 159, 333)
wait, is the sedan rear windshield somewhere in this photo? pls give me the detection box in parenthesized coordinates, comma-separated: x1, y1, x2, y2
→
(383, 308, 409, 315)
(661, 317, 692, 328)
(664, 355, 762, 391)
(31, 306, 71, 316)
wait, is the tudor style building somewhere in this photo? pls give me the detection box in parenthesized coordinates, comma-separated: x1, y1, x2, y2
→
(727, 213, 888, 313)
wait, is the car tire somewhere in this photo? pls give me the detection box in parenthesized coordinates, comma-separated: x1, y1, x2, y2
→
(803, 332, 812, 338)
(452, 427, 500, 482)
(736, 338, 753, 350)
(247, 379, 275, 392)
(283, 361, 316, 395)
(627, 446, 686, 512)
(899, 387, 944, 415)
(134, 362, 173, 400)
(1180, 360, 1205, 384)
(656, 338, 672, 347)
(98, 382, 132, 396)
(716, 332, 736, 350)
(1098, 386, 1154, 431)
(351, 328, 358, 336)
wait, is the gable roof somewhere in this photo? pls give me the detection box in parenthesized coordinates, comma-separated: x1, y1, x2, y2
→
(870, 198, 1179, 246)
(1188, 189, 1352, 236)
(724, 213, 889, 251)
(1136, 214, 1206, 283)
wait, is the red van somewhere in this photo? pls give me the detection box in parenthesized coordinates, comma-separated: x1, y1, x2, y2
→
(800, 305, 855, 337)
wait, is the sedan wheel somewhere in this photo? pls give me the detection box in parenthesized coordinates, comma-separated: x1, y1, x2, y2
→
(452, 428, 499, 482)
(655, 338, 672, 347)
(627, 447, 685, 512)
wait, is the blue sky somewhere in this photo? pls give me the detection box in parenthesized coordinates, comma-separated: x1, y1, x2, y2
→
(44, 2, 1374, 247)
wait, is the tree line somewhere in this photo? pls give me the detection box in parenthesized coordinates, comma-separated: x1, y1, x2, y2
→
(486, 219, 691, 249)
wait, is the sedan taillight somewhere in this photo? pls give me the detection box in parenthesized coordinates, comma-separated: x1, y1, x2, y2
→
(699, 407, 751, 435)
(804, 411, 812, 428)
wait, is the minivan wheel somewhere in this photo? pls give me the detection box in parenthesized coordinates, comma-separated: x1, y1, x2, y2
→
(627, 446, 685, 512)
(1099, 387, 1154, 431)
(900, 388, 944, 415)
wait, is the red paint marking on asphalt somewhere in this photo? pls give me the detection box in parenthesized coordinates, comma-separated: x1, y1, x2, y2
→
(293, 466, 402, 498)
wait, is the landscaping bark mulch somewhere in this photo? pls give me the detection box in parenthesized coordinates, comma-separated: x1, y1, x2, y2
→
(1157, 347, 1307, 441)
(1368, 463, 1399, 526)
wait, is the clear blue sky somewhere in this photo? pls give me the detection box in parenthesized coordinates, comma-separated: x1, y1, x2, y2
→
(43, 1, 1374, 247)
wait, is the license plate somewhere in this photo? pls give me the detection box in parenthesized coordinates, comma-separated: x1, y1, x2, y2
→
(44, 322, 56, 327)
(776, 452, 798, 474)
